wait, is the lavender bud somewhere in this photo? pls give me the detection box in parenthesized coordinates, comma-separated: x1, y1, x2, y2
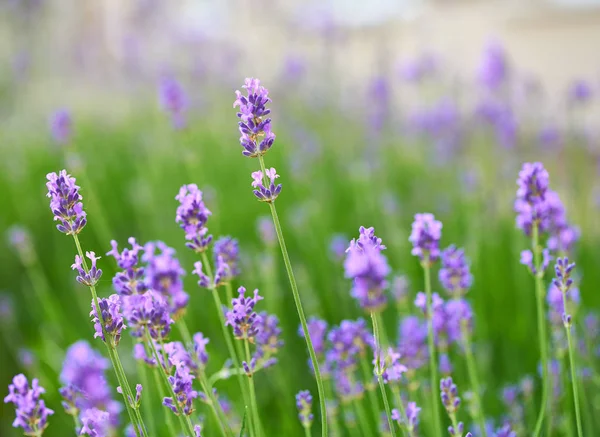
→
(251, 168, 282, 203)
(296, 390, 314, 428)
(46, 170, 87, 235)
(234, 78, 275, 157)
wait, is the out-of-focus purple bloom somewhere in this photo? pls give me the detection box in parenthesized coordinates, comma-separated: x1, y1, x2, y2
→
(439, 246, 473, 296)
(46, 170, 87, 235)
(257, 216, 276, 246)
(158, 76, 188, 129)
(375, 347, 408, 383)
(49, 109, 72, 144)
(7, 225, 34, 264)
(296, 390, 313, 428)
(544, 191, 579, 254)
(477, 39, 509, 90)
(567, 79, 593, 104)
(299, 318, 328, 355)
(493, 424, 516, 437)
(333, 371, 364, 401)
(18, 349, 36, 369)
(391, 275, 409, 305)
(399, 52, 437, 83)
(175, 184, 212, 253)
(106, 238, 147, 296)
(213, 236, 240, 283)
(253, 311, 283, 368)
(398, 316, 428, 370)
(440, 376, 461, 414)
(283, 55, 306, 82)
(439, 352, 453, 375)
(392, 401, 421, 432)
(225, 286, 263, 341)
(251, 168, 282, 202)
(72, 252, 103, 287)
(329, 234, 349, 261)
(124, 291, 173, 339)
(409, 213, 442, 263)
(501, 385, 519, 405)
(326, 319, 373, 372)
(520, 375, 535, 398)
(143, 241, 188, 315)
(90, 294, 126, 346)
(234, 78, 275, 157)
(4, 374, 54, 435)
(345, 227, 390, 312)
(80, 407, 110, 437)
(444, 299, 473, 343)
(0, 293, 14, 324)
(163, 364, 198, 416)
(538, 125, 563, 150)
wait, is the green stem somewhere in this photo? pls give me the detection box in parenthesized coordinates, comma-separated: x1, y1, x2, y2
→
(200, 252, 254, 437)
(461, 324, 487, 437)
(423, 260, 442, 437)
(151, 361, 179, 437)
(371, 312, 397, 437)
(352, 398, 371, 436)
(259, 151, 328, 437)
(244, 339, 263, 436)
(561, 297, 583, 437)
(145, 327, 197, 437)
(71, 414, 82, 434)
(199, 371, 232, 437)
(324, 379, 342, 437)
(531, 223, 549, 437)
(112, 348, 149, 437)
(72, 235, 143, 437)
(137, 358, 156, 436)
(304, 426, 312, 437)
(360, 355, 380, 421)
(391, 385, 411, 437)
(449, 412, 461, 437)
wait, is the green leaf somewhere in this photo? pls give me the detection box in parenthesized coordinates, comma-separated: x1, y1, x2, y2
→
(238, 407, 248, 437)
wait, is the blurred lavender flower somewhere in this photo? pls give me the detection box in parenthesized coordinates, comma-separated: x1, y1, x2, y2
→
(163, 364, 198, 416)
(106, 238, 147, 296)
(329, 234, 348, 262)
(46, 170, 87, 235)
(567, 79, 593, 104)
(7, 225, 34, 264)
(392, 401, 421, 433)
(296, 390, 314, 428)
(49, 109, 72, 145)
(409, 213, 442, 263)
(251, 168, 282, 202)
(90, 295, 126, 346)
(175, 184, 212, 253)
(538, 125, 563, 150)
(80, 407, 110, 437)
(391, 275, 409, 305)
(326, 319, 373, 372)
(444, 299, 474, 343)
(256, 216, 276, 246)
(398, 316, 428, 370)
(124, 291, 173, 339)
(399, 52, 437, 83)
(439, 246, 473, 297)
(213, 236, 240, 282)
(299, 318, 328, 355)
(252, 311, 283, 369)
(234, 78, 275, 157)
(477, 39, 509, 90)
(158, 76, 188, 129)
(514, 162, 550, 236)
(4, 374, 54, 435)
(72, 252, 103, 287)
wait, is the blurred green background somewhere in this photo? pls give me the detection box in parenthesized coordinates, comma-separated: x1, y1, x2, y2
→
(2, 1, 600, 436)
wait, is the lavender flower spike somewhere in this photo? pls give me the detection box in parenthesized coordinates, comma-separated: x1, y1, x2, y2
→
(91, 294, 126, 346)
(213, 236, 241, 281)
(4, 374, 54, 435)
(234, 78, 275, 157)
(80, 407, 110, 437)
(175, 184, 212, 253)
(225, 286, 264, 341)
(439, 246, 473, 297)
(72, 252, 103, 286)
(296, 390, 314, 428)
(251, 168, 282, 203)
(409, 213, 443, 263)
(46, 170, 87, 235)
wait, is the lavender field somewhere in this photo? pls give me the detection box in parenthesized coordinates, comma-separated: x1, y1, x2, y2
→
(2, 2, 600, 437)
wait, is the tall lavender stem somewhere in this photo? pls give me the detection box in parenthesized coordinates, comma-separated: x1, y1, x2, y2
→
(244, 339, 263, 436)
(258, 154, 329, 437)
(531, 223, 549, 437)
(372, 312, 397, 437)
(461, 324, 487, 436)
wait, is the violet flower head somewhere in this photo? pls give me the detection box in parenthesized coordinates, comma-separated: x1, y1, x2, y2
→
(90, 294, 126, 346)
(329, 234, 349, 261)
(391, 275, 409, 305)
(213, 236, 240, 282)
(106, 238, 147, 296)
(175, 184, 212, 253)
(333, 371, 364, 401)
(234, 78, 275, 157)
(520, 248, 552, 275)
(49, 109, 72, 144)
(444, 298, 474, 343)
(376, 347, 408, 383)
(193, 332, 210, 369)
(46, 170, 87, 235)
(326, 319, 373, 371)
(4, 374, 54, 435)
(80, 408, 110, 437)
(254, 311, 283, 367)
(398, 316, 428, 370)
(409, 213, 443, 263)
(392, 401, 421, 432)
(514, 162, 552, 236)
(551, 257, 577, 326)
(568, 79, 593, 104)
(494, 424, 517, 437)
(251, 168, 282, 203)
(225, 286, 264, 340)
(125, 291, 173, 339)
(299, 318, 328, 355)
(158, 76, 188, 129)
(163, 364, 198, 416)
(440, 376, 461, 414)
(296, 390, 314, 428)
(439, 246, 473, 296)
(72, 251, 103, 287)
(477, 39, 509, 90)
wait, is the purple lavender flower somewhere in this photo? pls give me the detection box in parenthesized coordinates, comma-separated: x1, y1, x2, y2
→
(106, 238, 147, 296)
(80, 407, 110, 436)
(49, 109, 72, 144)
(46, 170, 87, 235)
(4, 374, 54, 435)
(124, 291, 173, 339)
(299, 318, 328, 355)
(234, 78, 275, 157)
(213, 236, 240, 281)
(296, 390, 314, 428)
(440, 376, 461, 414)
(392, 401, 421, 432)
(493, 424, 516, 437)
(439, 246, 473, 296)
(72, 252, 103, 286)
(333, 371, 364, 401)
(175, 184, 212, 253)
(251, 168, 282, 202)
(225, 287, 263, 341)
(444, 298, 473, 343)
(90, 294, 126, 345)
(397, 316, 428, 370)
(256, 216, 276, 246)
(477, 39, 509, 90)
(254, 311, 283, 367)
(375, 347, 408, 383)
(330, 234, 349, 261)
(326, 319, 373, 371)
(409, 213, 442, 263)
(567, 79, 593, 104)
(514, 162, 553, 236)
(7, 225, 34, 264)
(391, 275, 409, 305)
(158, 76, 188, 129)
(163, 363, 198, 416)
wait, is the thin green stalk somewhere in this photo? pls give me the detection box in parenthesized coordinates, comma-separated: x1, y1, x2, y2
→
(423, 260, 442, 437)
(150, 361, 179, 437)
(461, 324, 487, 437)
(198, 371, 232, 437)
(561, 297, 583, 437)
(352, 399, 371, 436)
(244, 339, 263, 436)
(531, 224, 549, 437)
(72, 235, 143, 437)
(448, 412, 461, 437)
(372, 312, 397, 437)
(70, 414, 82, 434)
(360, 354, 380, 421)
(112, 348, 149, 437)
(324, 378, 342, 437)
(137, 358, 156, 436)
(177, 318, 193, 345)
(145, 327, 197, 436)
(303, 426, 312, 437)
(259, 153, 328, 437)
(391, 385, 410, 437)
(200, 252, 254, 437)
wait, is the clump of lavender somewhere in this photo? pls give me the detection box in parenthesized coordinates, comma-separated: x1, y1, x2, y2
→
(213, 236, 241, 283)
(234, 77, 275, 157)
(158, 75, 188, 129)
(125, 291, 173, 340)
(477, 39, 509, 91)
(163, 364, 198, 416)
(80, 407, 110, 437)
(49, 109, 72, 144)
(296, 390, 314, 429)
(90, 295, 126, 346)
(4, 374, 54, 436)
(106, 238, 147, 296)
(46, 170, 87, 235)
(439, 246, 473, 297)
(175, 184, 212, 253)
(440, 377, 466, 436)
